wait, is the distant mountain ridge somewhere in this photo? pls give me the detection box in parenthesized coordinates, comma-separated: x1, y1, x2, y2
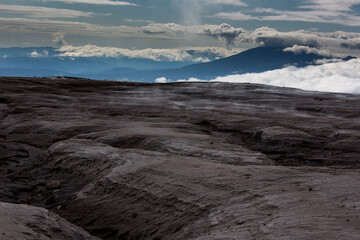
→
(0, 46, 192, 78)
(94, 46, 354, 82)
(0, 46, 355, 82)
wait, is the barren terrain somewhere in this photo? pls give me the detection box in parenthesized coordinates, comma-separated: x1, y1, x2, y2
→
(1, 77, 360, 239)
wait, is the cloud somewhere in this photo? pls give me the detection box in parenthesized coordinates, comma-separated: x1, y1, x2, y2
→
(0, 16, 359, 57)
(57, 45, 199, 61)
(213, 0, 360, 27)
(0, 4, 95, 18)
(283, 45, 331, 57)
(184, 46, 244, 60)
(52, 32, 67, 47)
(177, 78, 207, 82)
(242, 27, 320, 48)
(175, 0, 203, 25)
(205, 59, 360, 94)
(155, 77, 167, 83)
(175, 0, 247, 26)
(125, 19, 154, 23)
(0, 17, 140, 39)
(233, 27, 360, 57)
(29, 50, 49, 58)
(198, 23, 245, 48)
(56, 45, 243, 62)
(141, 23, 245, 48)
(213, 11, 257, 21)
(200, 0, 247, 6)
(314, 58, 344, 64)
(38, 0, 137, 6)
(299, 0, 360, 12)
(157, 76, 205, 83)
(139, 23, 360, 54)
(341, 43, 360, 50)
(140, 23, 186, 35)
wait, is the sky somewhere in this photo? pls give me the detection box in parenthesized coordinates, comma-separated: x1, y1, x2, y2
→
(0, 0, 360, 60)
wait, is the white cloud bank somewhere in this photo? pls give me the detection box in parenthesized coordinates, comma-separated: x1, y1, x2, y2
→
(171, 59, 360, 94)
(56, 44, 243, 62)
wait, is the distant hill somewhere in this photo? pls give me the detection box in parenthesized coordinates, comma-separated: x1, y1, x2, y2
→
(181, 46, 331, 76)
(0, 46, 355, 82)
(0, 47, 192, 78)
(99, 46, 351, 82)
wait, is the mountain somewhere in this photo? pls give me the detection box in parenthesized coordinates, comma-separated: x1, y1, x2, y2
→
(180, 46, 331, 76)
(0, 46, 355, 82)
(0, 47, 192, 78)
(97, 46, 351, 82)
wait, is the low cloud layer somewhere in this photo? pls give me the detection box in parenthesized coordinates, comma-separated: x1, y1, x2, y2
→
(212, 59, 360, 94)
(168, 59, 360, 94)
(56, 45, 242, 62)
(283, 45, 331, 57)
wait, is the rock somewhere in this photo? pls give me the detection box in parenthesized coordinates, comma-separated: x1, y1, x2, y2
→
(45, 194, 56, 205)
(0, 201, 99, 240)
(1, 77, 360, 240)
(46, 181, 61, 190)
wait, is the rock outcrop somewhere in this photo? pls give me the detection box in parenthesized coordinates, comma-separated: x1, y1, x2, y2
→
(0, 77, 360, 239)
(0, 201, 99, 240)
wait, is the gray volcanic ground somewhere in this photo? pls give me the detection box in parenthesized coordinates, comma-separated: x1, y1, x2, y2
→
(1, 77, 360, 239)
